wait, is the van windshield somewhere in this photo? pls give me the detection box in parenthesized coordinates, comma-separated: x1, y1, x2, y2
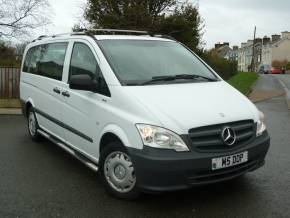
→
(98, 40, 218, 85)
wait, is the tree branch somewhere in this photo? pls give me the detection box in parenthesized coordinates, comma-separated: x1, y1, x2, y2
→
(0, 0, 51, 39)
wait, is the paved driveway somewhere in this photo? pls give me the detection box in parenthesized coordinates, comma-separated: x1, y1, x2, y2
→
(1, 77, 290, 218)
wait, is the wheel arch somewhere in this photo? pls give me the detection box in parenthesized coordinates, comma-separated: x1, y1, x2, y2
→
(22, 97, 35, 117)
(99, 124, 133, 155)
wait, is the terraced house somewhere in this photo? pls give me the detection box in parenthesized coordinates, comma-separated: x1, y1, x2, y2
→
(238, 31, 290, 72)
(238, 40, 253, 72)
(261, 31, 290, 68)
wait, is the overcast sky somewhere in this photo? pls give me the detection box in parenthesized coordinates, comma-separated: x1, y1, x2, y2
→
(40, 0, 290, 49)
(199, 0, 290, 48)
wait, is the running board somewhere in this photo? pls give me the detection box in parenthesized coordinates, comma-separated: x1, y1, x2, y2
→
(37, 129, 99, 172)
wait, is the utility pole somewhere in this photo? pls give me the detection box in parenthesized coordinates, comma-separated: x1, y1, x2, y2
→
(250, 26, 256, 72)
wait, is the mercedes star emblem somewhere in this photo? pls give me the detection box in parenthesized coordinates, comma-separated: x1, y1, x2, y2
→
(221, 127, 236, 146)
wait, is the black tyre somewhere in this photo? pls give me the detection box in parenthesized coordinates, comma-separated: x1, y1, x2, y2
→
(27, 107, 42, 141)
(99, 141, 141, 200)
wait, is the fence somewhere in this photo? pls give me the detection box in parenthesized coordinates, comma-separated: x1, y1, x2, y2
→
(0, 67, 21, 99)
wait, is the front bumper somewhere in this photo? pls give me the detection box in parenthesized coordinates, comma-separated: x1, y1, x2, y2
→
(128, 131, 270, 192)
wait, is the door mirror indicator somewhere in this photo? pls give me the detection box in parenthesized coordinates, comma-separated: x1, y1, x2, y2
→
(69, 74, 98, 92)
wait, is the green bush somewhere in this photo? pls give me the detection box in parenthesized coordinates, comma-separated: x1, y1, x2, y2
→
(198, 51, 238, 80)
(0, 41, 21, 67)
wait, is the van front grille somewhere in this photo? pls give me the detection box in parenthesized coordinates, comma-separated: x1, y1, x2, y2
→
(188, 120, 255, 152)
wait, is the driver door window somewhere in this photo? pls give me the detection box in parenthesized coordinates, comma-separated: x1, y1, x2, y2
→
(69, 43, 99, 79)
(69, 42, 110, 96)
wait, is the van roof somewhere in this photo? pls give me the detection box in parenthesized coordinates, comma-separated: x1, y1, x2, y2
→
(31, 29, 175, 43)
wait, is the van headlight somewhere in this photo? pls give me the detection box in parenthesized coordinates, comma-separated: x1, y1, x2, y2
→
(136, 124, 189, 152)
(256, 111, 266, 136)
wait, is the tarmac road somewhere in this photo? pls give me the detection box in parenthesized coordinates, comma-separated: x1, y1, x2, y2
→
(275, 74, 290, 90)
(0, 76, 290, 218)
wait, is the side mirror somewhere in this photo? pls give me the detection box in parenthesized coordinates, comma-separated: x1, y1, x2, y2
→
(69, 74, 98, 92)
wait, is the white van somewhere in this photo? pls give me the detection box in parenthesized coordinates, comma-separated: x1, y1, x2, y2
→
(20, 29, 270, 199)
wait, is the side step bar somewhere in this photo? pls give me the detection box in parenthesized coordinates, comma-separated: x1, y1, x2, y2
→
(38, 129, 99, 172)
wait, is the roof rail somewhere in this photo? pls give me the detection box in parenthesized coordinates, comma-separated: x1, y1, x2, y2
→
(31, 29, 176, 42)
(31, 35, 47, 42)
(31, 32, 72, 42)
(154, 34, 176, 40)
(38, 35, 47, 39)
(72, 28, 150, 36)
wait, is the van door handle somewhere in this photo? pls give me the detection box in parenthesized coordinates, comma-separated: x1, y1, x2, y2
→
(62, 91, 70, 97)
(53, 87, 61, 94)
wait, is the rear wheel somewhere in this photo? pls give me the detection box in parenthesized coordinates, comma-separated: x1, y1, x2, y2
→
(27, 107, 41, 141)
(99, 141, 140, 200)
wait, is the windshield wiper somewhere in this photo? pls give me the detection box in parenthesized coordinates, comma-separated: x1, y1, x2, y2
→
(140, 74, 218, 85)
(140, 75, 176, 85)
(174, 74, 218, 81)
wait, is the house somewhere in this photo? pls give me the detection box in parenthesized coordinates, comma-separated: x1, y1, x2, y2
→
(253, 38, 263, 71)
(214, 42, 239, 61)
(238, 31, 290, 72)
(261, 31, 290, 68)
(226, 46, 239, 61)
(238, 40, 253, 72)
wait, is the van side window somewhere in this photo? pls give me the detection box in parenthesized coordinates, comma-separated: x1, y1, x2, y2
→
(22, 42, 68, 81)
(38, 43, 68, 80)
(69, 42, 110, 97)
(23, 46, 42, 74)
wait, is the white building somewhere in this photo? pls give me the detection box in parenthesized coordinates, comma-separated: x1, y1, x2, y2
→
(238, 40, 253, 72)
(238, 31, 290, 72)
(261, 31, 290, 67)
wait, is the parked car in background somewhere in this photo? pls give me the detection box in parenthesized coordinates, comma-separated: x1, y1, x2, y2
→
(258, 64, 270, 74)
(271, 67, 284, 74)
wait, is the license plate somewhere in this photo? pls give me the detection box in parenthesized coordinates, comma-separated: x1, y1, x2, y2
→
(212, 151, 248, 170)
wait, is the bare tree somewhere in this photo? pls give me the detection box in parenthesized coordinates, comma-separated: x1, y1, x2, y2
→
(272, 59, 288, 69)
(0, 0, 51, 39)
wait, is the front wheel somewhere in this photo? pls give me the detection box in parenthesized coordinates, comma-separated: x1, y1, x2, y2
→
(99, 142, 140, 200)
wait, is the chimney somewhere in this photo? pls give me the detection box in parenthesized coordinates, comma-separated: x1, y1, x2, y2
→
(215, 42, 229, 49)
(254, 38, 262, 44)
(263, 36, 271, 45)
(215, 43, 222, 49)
(241, 42, 247, 48)
(272, 34, 281, 42)
(281, 31, 290, 39)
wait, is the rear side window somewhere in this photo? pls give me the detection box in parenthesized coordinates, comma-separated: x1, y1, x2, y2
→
(23, 42, 68, 81)
(23, 46, 41, 74)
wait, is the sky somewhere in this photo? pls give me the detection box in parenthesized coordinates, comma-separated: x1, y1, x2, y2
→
(37, 0, 290, 49)
(199, 0, 290, 48)
(36, 0, 86, 36)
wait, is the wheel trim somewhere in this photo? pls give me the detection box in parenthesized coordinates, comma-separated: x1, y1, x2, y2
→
(28, 112, 37, 136)
(104, 151, 136, 193)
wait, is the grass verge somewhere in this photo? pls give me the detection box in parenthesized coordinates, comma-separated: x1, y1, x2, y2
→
(228, 72, 259, 95)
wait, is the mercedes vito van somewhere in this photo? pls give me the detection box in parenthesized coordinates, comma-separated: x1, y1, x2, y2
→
(20, 29, 270, 199)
